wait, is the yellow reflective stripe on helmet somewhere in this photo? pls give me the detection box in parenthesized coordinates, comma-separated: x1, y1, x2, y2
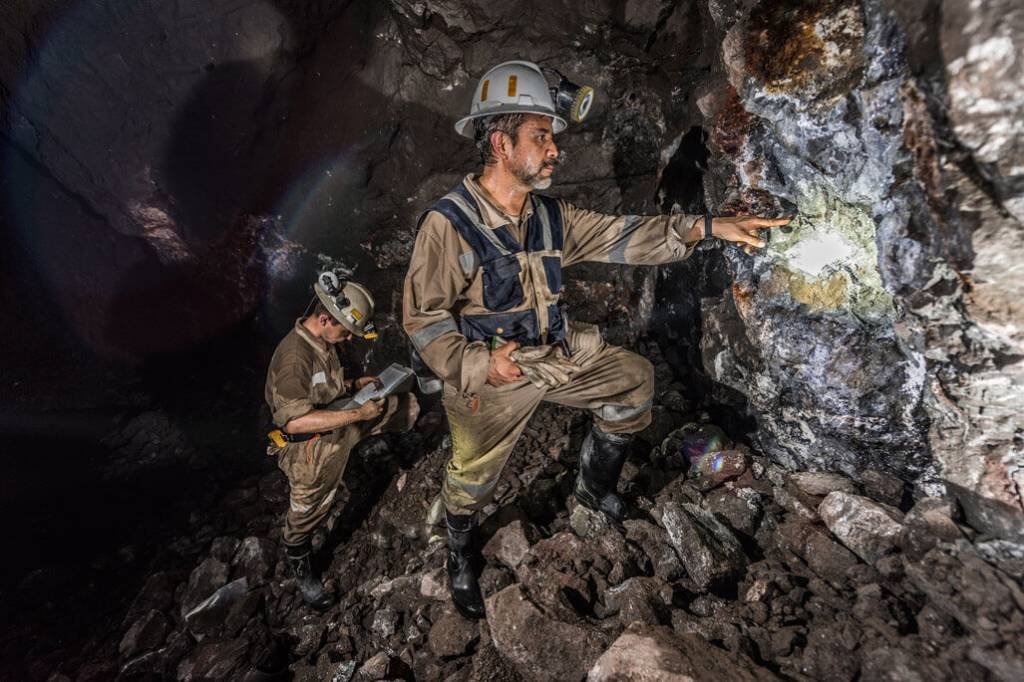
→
(507, 74, 517, 97)
(481, 79, 489, 101)
(350, 308, 363, 321)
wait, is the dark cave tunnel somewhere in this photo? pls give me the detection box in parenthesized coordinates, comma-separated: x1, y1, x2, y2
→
(1, 0, 1022, 680)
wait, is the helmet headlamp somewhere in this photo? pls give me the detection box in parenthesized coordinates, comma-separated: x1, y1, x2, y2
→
(551, 77, 595, 124)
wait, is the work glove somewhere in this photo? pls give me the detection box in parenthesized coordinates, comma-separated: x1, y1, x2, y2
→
(510, 345, 580, 389)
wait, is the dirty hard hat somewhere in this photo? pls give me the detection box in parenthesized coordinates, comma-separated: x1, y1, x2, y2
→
(455, 60, 567, 138)
(314, 272, 378, 339)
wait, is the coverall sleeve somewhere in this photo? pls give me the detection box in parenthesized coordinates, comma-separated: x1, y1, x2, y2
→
(268, 351, 314, 427)
(560, 200, 703, 268)
(402, 212, 491, 396)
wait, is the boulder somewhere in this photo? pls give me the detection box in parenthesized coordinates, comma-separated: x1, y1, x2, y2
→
(183, 578, 249, 636)
(289, 615, 326, 658)
(624, 519, 685, 582)
(570, 504, 612, 539)
(705, 487, 764, 537)
(119, 609, 170, 659)
(603, 577, 667, 627)
(859, 469, 904, 507)
(370, 606, 398, 639)
(428, 609, 479, 658)
(904, 497, 965, 542)
(775, 518, 860, 585)
(660, 503, 747, 589)
(788, 472, 857, 498)
(210, 537, 241, 563)
(176, 638, 249, 681)
(487, 584, 605, 681)
(355, 652, 390, 680)
(419, 568, 448, 601)
(588, 626, 774, 681)
(124, 571, 179, 625)
(483, 520, 535, 569)
(819, 492, 904, 564)
(181, 557, 229, 615)
(231, 536, 276, 587)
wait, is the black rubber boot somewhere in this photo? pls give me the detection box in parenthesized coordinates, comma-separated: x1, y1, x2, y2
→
(285, 542, 334, 611)
(573, 424, 633, 523)
(446, 511, 486, 620)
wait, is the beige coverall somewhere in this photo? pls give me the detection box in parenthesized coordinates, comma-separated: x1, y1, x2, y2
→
(403, 174, 699, 516)
(265, 319, 419, 546)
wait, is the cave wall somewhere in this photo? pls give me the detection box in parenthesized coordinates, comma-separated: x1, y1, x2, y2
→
(2, 0, 1021, 537)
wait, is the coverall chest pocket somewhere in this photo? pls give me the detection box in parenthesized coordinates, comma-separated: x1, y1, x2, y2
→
(481, 253, 524, 311)
(542, 255, 562, 294)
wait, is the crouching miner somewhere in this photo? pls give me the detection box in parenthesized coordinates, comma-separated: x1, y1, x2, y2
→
(266, 274, 419, 609)
(402, 60, 789, 619)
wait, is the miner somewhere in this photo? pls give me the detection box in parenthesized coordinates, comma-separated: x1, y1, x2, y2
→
(266, 274, 419, 609)
(402, 61, 790, 619)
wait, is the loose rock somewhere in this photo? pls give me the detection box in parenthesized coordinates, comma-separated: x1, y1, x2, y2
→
(818, 492, 904, 564)
(660, 503, 746, 590)
(487, 584, 605, 681)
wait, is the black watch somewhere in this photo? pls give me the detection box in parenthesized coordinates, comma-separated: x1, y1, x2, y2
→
(704, 212, 714, 240)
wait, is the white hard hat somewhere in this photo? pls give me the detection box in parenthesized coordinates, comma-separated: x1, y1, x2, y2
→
(455, 60, 567, 138)
(314, 272, 378, 339)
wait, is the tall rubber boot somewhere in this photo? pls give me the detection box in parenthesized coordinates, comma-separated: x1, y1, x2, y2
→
(446, 511, 486, 620)
(573, 424, 633, 523)
(285, 542, 334, 611)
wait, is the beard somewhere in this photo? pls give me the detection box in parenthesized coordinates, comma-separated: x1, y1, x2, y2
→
(511, 156, 557, 190)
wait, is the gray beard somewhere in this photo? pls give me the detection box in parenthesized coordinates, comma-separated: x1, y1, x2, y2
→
(513, 163, 554, 190)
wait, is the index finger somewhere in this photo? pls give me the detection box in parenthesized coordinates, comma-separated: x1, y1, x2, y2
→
(753, 217, 793, 227)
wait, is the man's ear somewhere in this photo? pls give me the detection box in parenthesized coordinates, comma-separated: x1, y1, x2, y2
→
(490, 129, 512, 163)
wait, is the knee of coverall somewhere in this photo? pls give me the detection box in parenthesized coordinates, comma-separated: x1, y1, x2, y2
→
(594, 353, 655, 434)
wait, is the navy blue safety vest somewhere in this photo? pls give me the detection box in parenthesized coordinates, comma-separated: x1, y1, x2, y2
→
(422, 182, 566, 347)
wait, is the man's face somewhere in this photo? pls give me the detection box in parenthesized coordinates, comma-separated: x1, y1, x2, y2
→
(507, 114, 559, 190)
(321, 315, 353, 345)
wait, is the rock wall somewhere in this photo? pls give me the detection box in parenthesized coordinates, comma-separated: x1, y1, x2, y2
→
(674, 0, 1023, 538)
(2, 0, 1021, 538)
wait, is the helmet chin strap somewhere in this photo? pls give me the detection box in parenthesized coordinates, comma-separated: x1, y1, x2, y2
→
(301, 294, 318, 319)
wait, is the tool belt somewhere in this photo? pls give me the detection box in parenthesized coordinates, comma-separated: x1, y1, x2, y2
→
(267, 429, 328, 448)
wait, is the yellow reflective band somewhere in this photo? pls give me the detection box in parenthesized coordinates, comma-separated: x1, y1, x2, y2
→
(350, 308, 363, 320)
(364, 331, 379, 340)
(508, 74, 517, 97)
(481, 79, 489, 101)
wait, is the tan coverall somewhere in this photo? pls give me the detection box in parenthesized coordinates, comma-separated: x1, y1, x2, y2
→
(403, 174, 699, 516)
(265, 319, 419, 546)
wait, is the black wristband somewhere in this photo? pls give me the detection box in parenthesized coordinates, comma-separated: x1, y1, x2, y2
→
(704, 212, 714, 240)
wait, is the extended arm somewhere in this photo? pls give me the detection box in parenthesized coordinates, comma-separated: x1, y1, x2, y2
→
(560, 201, 702, 267)
(560, 202, 788, 266)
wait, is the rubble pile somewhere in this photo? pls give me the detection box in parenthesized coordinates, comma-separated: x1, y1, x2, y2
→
(40, 348, 1022, 681)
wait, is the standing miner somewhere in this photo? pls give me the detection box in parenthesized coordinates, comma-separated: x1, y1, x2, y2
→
(402, 60, 789, 619)
(266, 274, 419, 609)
